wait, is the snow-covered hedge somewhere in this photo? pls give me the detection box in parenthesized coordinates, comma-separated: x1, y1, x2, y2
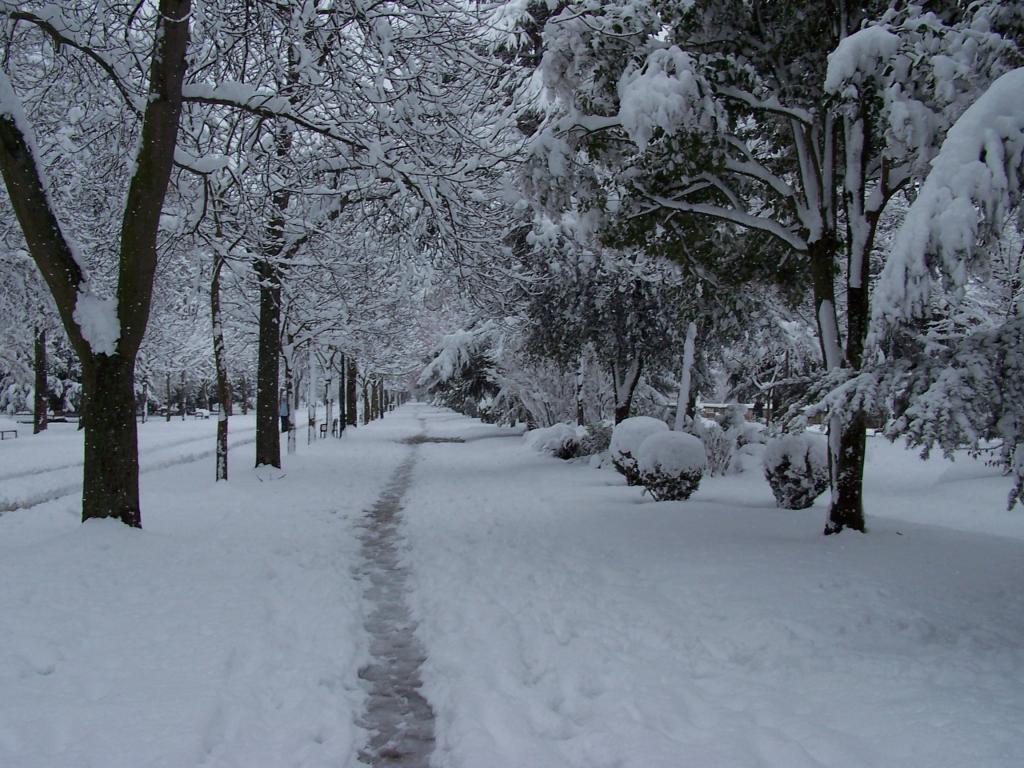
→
(637, 431, 706, 501)
(524, 423, 587, 460)
(610, 416, 669, 485)
(763, 433, 830, 509)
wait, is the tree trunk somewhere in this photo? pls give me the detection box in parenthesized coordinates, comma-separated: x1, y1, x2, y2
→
(239, 376, 249, 415)
(307, 341, 317, 444)
(346, 357, 358, 427)
(165, 372, 172, 422)
(284, 351, 297, 455)
(575, 353, 586, 426)
(33, 327, 47, 434)
(254, 259, 282, 467)
(674, 322, 697, 431)
(80, 355, 141, 527)
(211, 256, 230, 482)
(362, 380, 371, 425)
(179, 370, 186, 420)
(612, 356, 643, 424)
(338, 352, 346, 435)
(0, 0, 191, 528)
(809, 236, 867, 534)
(825, 410, 867, 534)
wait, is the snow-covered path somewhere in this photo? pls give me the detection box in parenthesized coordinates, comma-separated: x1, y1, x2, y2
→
(356, 431, 436, 766)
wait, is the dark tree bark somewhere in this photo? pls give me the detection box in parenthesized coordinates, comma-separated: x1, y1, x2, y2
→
(254, 257, 282, 467)
(165, 372, 172, 422)
(33, 327, 47, 434)
(338, 352, 346, 434)
(253, 41, 302, 467)
(239, 376, 249, 415)
(80, 355, 141, 527)
(362, 378, 371, 425)
(0, 0, 190, 527)
(284, 349, 297, 455)
(347, 357, 358, 426)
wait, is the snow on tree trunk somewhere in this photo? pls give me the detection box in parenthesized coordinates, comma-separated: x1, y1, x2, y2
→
(674, 321, 697, 431)
(575, 353, 586, 426)
(613, 356, 643, 425)
(283, 344, 297, 456)
(211, 256, 230, 482)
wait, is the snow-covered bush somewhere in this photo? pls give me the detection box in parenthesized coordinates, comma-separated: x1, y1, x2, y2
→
(610, 416, 669, 485)
(696, 420, 734, 476)
(718, 402, 747, 431)
(578, 419, 613, 457)
(763, 433, 830, 509)
(524, 423, 587, 460)
(736, 420, 766, 448)
(637, 431, 706, 501)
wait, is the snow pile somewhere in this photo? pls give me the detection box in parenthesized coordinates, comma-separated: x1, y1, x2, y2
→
(764, 432, 830, 509)
(609, 416, 668, 485)
(636, 431, 706, 501)
(72, 289, 120, 356)
(825, 25, 901, 95)
(618, 46, 719, 150)
(524, 423, 587, 460)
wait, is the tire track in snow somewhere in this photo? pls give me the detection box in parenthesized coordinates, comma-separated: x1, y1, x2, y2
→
(355, 435, 435, 766)
(0, 425, 257, 483)
(0, 432, 257, 514)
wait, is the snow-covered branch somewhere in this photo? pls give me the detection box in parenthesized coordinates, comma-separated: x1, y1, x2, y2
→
(874, 67, 1024, 328)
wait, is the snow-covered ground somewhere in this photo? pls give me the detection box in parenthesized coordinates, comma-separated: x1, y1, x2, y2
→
(0, 415, 412, 768)
(1, 405, 1022, 767)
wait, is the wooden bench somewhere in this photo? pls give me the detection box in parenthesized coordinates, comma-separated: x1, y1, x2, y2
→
(0, 429, 17, 440)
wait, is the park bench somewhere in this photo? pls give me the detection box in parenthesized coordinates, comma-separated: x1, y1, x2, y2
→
(1, 429, 17, 440)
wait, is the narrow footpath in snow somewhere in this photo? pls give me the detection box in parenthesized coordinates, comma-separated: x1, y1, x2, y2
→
(355, 423, 436, 766)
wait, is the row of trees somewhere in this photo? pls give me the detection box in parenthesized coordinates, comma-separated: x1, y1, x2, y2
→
(2, 1, 1021, 536)
(420, 0, 1024, 533)
(0, 1, 512, 526)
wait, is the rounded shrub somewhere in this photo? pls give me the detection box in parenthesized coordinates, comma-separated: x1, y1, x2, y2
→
(637, 431, 707, 501)
(524, 423, 585, 460)
(763, 432, 829, 509)
(610, 416, 669, 485)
